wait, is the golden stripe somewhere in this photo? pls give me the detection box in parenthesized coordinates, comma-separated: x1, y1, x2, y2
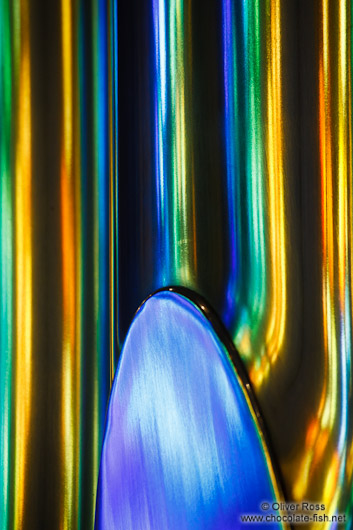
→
(14, 0, 32, 526)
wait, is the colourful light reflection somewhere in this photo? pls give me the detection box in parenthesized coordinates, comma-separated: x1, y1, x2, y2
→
(60, 0, 80, 527)
(0, 1, 113, 527)
(222, 0, 240, 328)
(109, 0, 118, 379)
(60, 1, 111, 527)
(292, 1, 353, 525)
(13, 0, 32, 527)
(222, 0, 287, 386)
(153, 0, 197, 287)
(95, 290, 285, 530)
(265, 0, 287, 367)
(92, 0, 110, 520)
(118, 1, 353, 523)
(0, 1, 13, 528)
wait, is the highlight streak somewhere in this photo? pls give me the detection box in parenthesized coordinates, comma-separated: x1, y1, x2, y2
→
(92, 1, 110, 525)
(265, 0, 286, 365)
(0, 0, 13, 527)
(170, 0, 188, 282)
(13, 0, 32, 527)
(153, 0, 196, 287)
(293, 1, 352, 523)
(60, 1, 80, 527)
(224, 0, 287, 386)
(153, 0, 170, 284)
(222, 0, 241, 328)
(109, 0, 118, 374)
(241, 0, 267, 363)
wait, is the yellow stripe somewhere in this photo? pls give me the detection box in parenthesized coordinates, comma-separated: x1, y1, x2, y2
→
(266, 0, 286, 363)
(60, 0, 80, 527)
(14, 0, 32, 526)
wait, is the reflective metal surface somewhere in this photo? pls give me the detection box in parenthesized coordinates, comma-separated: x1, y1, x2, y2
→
(1, 0, 353, 528)
(96, 289, 286, 530)
(0, 1, 113, 528)
(117, 0, 353, 526)
(292, 0, 353, 522)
